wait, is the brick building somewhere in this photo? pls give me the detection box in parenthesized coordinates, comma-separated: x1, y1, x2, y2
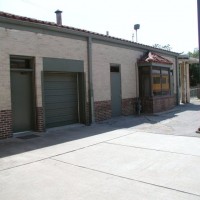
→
(0, 11, 179, 139)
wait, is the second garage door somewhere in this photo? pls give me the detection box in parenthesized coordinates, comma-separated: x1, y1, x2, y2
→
(44, 73, 79, 128)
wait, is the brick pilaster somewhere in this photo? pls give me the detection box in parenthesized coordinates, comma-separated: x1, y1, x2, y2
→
(36, 107, 45, 132)
(0, 110, 12, 139)
(122, 98, 137, 115)
(85, 102, 90, 125)
(94, 100, 111, 121)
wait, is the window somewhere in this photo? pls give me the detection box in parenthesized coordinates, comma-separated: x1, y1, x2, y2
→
(152, 67, 170, 96)
(110, 66, 120, 72)
(10, 58, 32, 69)
(139, 67, 151, 97)
(153, 77, 160, 84)
(139, 66, 171, 98)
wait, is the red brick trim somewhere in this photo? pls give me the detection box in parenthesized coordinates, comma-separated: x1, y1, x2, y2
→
(94, 100, 111, 121)
(152, 96, 176, 113)
(122, 98, 137, 115)
(0, 110, 12, 139)
(85, 102, 90, 125)
(141, 98, 153, 113)
(36, 107, 45, 132)
(141, 96, 176, 113)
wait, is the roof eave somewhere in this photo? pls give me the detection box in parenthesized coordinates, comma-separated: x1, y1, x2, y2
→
(0, 14, 179, 57)
(138, 61, 172, 66)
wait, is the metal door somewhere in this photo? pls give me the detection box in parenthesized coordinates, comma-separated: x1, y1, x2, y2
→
(111, 69, 121, 117)
(11, 71, 33, 132)
(44, 73, 78, 128)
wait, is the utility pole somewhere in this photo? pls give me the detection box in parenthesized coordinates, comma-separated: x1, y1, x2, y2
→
(197, 0, 200, 133)
(198, 0, 200, 89)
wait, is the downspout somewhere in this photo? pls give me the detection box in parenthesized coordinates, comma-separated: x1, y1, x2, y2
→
(175, 56, 180, 105)
(135, 62, 139, 98)
(87, 36, 95, 123)
(135, 62, 141, 114)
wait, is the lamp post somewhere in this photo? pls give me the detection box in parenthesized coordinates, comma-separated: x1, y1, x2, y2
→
(196, 0, 200, 132)
(197, 1, 200, 99)
(134, 24, 140, 42)
(197, 0, 200, 84)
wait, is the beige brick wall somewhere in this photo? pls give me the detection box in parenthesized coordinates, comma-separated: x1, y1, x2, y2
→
(92, 42, 144, 102)
(35, 57, 43, 107)
(0, 26, 178, 110)
(0, 52, 11, 110)
(0, 27, 88, 109)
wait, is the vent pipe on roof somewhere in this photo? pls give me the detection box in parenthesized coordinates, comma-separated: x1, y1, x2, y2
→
(55, 10, 62, 25)
(106, 31, 109, 36)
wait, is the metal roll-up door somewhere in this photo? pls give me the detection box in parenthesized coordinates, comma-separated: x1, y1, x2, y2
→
(44, 73, 79, 128)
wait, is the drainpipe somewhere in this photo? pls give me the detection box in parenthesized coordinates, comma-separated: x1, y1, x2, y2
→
(135, 62, 142, 114)
(135, 62, 139, 98)
(87, 36, 95, 123)
(175, 56, 180, 105)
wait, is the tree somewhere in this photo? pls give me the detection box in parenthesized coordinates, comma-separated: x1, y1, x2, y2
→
(188, 48, 199, 58)
(190, 64, 200, 86)
(152, 44, 172, 51)
(188, 49, 200, 87)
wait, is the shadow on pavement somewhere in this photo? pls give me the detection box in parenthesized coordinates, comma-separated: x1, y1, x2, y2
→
(0, 100, 200, 159)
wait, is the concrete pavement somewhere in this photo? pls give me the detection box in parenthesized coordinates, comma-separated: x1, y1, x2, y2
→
(0, 99, 200, 200)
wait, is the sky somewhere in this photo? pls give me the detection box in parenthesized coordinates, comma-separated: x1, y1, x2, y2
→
(0, 0, 198, 53)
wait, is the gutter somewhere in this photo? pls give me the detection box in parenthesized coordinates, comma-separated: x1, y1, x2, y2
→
(0, 16, 179, 57)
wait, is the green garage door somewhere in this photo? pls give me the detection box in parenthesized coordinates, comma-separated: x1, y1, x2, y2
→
(44, 73, 79, 128)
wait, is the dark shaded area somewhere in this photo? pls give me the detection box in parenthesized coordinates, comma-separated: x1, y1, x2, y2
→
(190, 63, 200, 86)
(17, 134, 40, 140)
(0, 102, 200, 159)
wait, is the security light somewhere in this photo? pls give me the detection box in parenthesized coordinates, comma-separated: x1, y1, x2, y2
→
(134, 24, 140, 30)
(134, 24, 140, 42)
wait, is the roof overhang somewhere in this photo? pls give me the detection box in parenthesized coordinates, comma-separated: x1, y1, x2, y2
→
(0, 11, 180, 57)
(138, 52, 173, 67)
(178, 55, 199, 64)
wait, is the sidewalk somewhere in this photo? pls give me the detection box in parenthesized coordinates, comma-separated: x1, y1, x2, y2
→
(0, 99, 200, 200)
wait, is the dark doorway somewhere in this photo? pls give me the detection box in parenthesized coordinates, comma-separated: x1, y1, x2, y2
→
(110, 65, 121, 117)
(10, 57, 34, 132)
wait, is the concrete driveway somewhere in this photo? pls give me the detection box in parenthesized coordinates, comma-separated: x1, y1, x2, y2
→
(0, 99, 200, 200)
